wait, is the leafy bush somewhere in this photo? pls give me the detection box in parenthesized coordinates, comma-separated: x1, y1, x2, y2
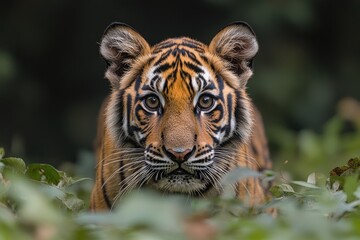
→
(271, 98, 360, 180)
(1, 145, 360, 240)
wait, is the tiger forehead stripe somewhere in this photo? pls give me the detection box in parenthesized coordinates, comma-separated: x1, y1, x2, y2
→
(152, 37, 205, 54)
(145, 38, 213, 95)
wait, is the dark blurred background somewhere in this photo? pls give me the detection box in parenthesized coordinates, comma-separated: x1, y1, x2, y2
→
(1, 0, 360, 177)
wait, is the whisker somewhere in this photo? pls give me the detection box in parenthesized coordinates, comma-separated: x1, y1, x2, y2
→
(96, 150, 144, 167)
(142, 170, 155, 186)
(103, 157, 143, 166)
(191, 187, 204, 198)
(101, 160, 144, 189)
(240, 181, 252, 197)
(215, 152, 260, 169)
(112, 166, 148, 208)
(203, 169, 223, 193)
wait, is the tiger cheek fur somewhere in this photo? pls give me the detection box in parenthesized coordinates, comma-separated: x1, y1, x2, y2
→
(90, 22, 272, 211)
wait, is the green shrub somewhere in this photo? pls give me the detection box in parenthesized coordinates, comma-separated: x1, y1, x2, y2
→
(1, 145, 360, 240)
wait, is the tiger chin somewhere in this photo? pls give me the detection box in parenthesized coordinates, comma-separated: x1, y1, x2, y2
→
(90, 22, 272, 211)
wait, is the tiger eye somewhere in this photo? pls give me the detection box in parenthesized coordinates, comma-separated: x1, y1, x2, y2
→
(145, 95, 160, 110)
(198, 95, 214, 110)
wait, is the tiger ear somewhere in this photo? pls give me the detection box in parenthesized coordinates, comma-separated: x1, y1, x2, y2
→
(209, 22, 258, 87)
(100, 22, 150, 88)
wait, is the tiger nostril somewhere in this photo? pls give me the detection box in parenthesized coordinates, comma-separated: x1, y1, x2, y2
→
(163, 146, 195, 162)
(169, 148, 191, 159)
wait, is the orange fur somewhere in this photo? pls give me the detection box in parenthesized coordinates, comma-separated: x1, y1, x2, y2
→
(91, 22, 271, 211)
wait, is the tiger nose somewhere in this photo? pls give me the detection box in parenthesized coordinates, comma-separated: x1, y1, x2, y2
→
(163, 147, 195, 162)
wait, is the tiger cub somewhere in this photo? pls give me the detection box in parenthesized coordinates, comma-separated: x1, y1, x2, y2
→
(90, 22, 272, 211)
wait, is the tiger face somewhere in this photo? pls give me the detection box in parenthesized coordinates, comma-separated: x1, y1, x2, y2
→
(91, 22, 268, 210)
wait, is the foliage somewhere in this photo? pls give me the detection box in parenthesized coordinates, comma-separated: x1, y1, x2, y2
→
(1, 147, 360, 240)
(272, 98, 360, 180)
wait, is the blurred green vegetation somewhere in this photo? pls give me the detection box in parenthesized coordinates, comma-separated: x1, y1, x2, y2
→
(1, 147, 360, 239)
(273, 98, 360, 179)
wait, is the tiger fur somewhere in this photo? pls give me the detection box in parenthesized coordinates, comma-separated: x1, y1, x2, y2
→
(90, 22, 272, 211)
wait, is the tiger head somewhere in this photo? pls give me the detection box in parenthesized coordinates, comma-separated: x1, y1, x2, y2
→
(100, 22, 258, 196)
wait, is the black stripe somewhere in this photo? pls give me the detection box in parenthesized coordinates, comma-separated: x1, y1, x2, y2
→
(184, 61, 204, 74)
(172, 47, 184, 58)
(115, 90, 125, 140)
(208, 105, 224, 123)
(251, 142, 258, 156)
(154, 63, 171, 73)
(181, 41, 202, 48)
(179, 48, 186, 56)
(185, 50, 201, 65)
(153, 42, 177, 53)
(147, 56, 156, 66)
(200, 54, 209, 64)
(141, 84, 153, 91)
(182, 38, 203, 45)
(100, 147, 112, 209)
(126, 94, 134, 136)
(179, 69, 194, 95)
(195, 150, 211, 158)
(134, 75, 142, 92)
(181, 43, 205, 53)
(212, 136, 220, 145)
(217, 74, 224, 91)
(119, 156, 127, 193)
(135, 105, 152, 121)
(203, 81, 216, 91)
(197, 75, 207, 89)
(149, 75, 159, 91)
(234, 91, 248, 142)
(154, 49, 172, 65)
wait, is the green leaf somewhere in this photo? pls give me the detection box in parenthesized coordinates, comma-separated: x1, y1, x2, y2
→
(307, 172, 327, 187)
(38, 183, 84, 212)
(292, 181, 320, 189)
(221, 167, 262, 186)
(343, 175, 359, 202)
(0, 157, 26, 175)
(0, 206, 16, 224)
(114, 191, 184, 233)
(61, 192, 85, 212)
(26, 164, 61, 185)
(9, 179, 63, 224)
(270, 184, 295, 198)
(307, 172, 316, 185)
(269, 185, 283, 198)
(220, 167, 263, 199)
(0, 148, 4, 159)
(58, 172, 90, 188)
